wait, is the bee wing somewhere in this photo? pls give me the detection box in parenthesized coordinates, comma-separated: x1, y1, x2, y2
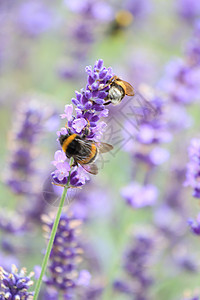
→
(130, 92, 159, 125)
(116, 77, 134, 96)
(80, 163, 98, 175)
(123, 80, 135, 96)
(95, 142, 113, 153)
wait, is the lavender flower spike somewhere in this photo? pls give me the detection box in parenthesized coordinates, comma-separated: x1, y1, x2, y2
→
(52, 59, 114, 187)
(42, 212, 89, 297)
(113, 233, 154, 299)
(0, 265, 34, 299)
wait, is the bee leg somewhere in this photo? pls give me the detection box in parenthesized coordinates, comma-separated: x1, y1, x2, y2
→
(88, 76, 116, 91)
(71, 159, 78, 167)
(65, 123, 72, 135)
(97, 75, 117, 90)
(82, 119, 90, 138)
(51, 182, 82, 190)
(51, 182, 66, 187)
(104, 101, 111, 106)
(68, 185, 82, 189)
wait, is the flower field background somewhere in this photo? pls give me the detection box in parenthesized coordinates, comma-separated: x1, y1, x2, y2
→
(1, 0, 200, 299)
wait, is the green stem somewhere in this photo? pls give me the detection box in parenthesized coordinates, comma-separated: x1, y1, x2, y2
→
(33, 186, 68, 300)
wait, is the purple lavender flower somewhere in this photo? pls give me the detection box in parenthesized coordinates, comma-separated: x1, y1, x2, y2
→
(59, 0, 115, 80)
(52, 59, 114, 187)
(159, 58, 200, 105)
(5, 99, 58, 195)
(184, 138, 200, 198)
(188, 214, 200, 235)
(42, 212, 90, 297)
(121, 182, 158, 208)
(159, 21, 200, 106)
(113, 233, 154, 300)
(0, 265, 34, 299)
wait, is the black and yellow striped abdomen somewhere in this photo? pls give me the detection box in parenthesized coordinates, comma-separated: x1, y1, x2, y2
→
(59, 133, 97, 164)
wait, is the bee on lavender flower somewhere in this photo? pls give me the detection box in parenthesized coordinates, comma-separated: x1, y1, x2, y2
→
(100, 75, 158, 124)
(102, 75, 135, 105)
(59, 123, 113, 175)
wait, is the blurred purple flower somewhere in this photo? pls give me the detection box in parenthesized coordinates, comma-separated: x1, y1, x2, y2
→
(113, 233, 154, 300)
(5, 98, 58, 195)
(80, 284, 104, 300)
(121, 182, 158, 208)
(64, 0, 113, 21)
(176, 0, 200, 22)
(186, 20, 200, 66)
(77, 270, 91, 286)
(0, 210, 27, 235)
(125, 0, 152, 19)
(159, 21, 200, 105)
(175, 255, 198, 273)
(148, 147, 169, 165)
(113, 280, 132, 295)
(71, 182, 111, 221)
(136, 123, 171, 144)
(184, 138, 200, 198)
(0, 265, 34, 299)
(188, 214, 200, 235)
(17, 1, 53, 37)
(0, 252, 19, 272)
(154, 206, 186, 243)
(43, 287, 59, 300)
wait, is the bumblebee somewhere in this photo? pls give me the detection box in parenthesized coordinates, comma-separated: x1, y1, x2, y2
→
(108, 10, 133, 36)
(100, 76, 158, 126)
(59, 131, 113, 175)
(103, 75, 135, 105)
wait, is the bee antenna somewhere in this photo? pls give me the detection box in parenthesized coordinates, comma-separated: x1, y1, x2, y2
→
(67, 127, 72, 134)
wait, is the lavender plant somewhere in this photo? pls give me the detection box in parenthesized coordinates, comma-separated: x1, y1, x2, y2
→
(113, 233, 154, 300)
(4, 97, 58, 223)
(52, 59, 113, 187)
(34, 59, 116, 299)
(42, 212, 87, 298)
